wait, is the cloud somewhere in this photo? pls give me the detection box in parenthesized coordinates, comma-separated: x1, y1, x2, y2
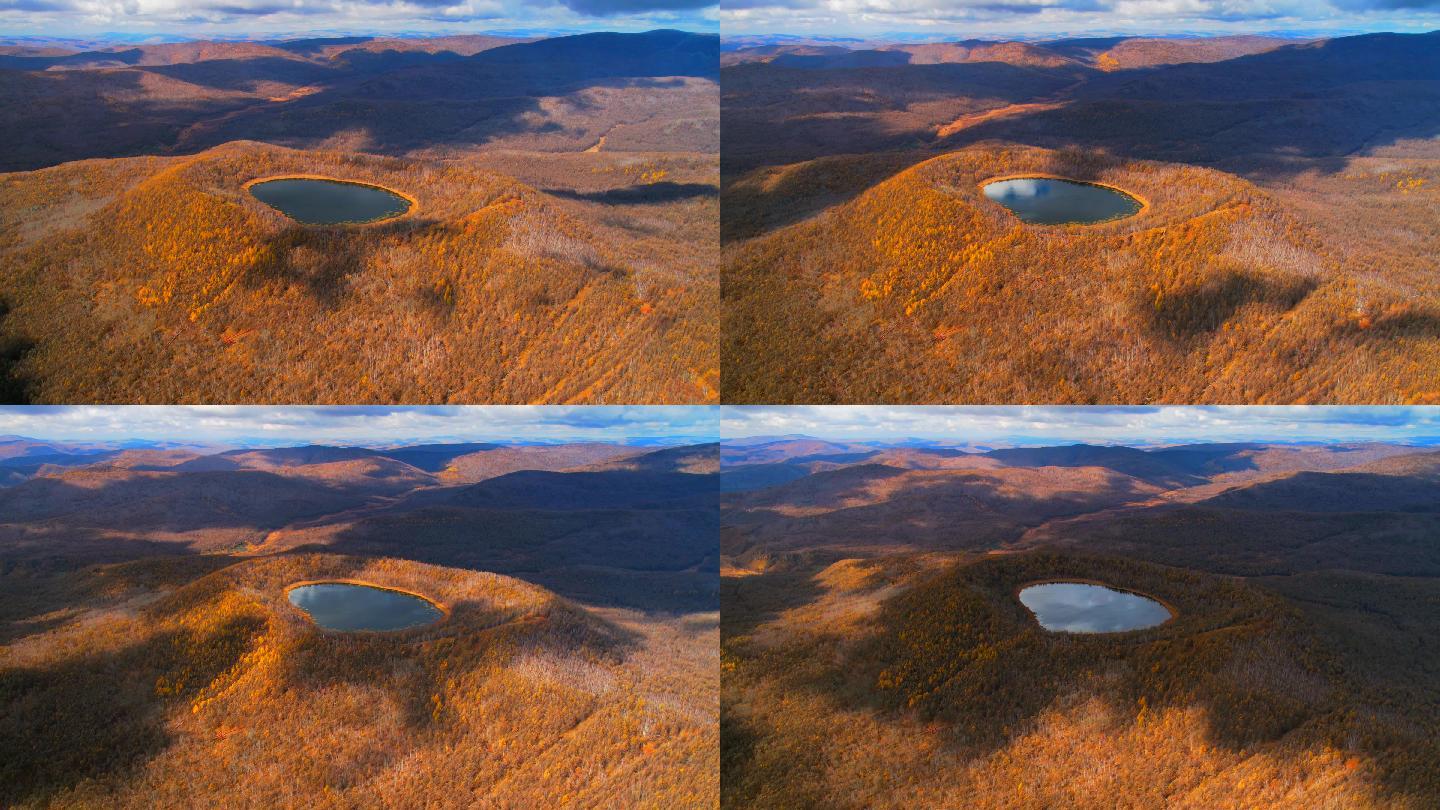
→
(0, 406, 719, 445)
(0, 0, 717, 35)
(1334, 0, 1440, 8)
(200, 0, 334, 15)
(720, 406, 1440, 446)
(561, 0, 714, 15)
(721, 0, 1440, 35)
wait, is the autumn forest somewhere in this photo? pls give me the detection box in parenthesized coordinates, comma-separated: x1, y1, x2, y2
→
(0, 427, 720, 808)
(4, 2, 1440, 805)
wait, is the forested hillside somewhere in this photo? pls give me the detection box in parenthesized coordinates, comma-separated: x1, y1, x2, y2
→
(721, 439, 1440, 808)
(0, 142, 717, 402)
(1, 440, 720, 807)
(721, 32, 1440, 403)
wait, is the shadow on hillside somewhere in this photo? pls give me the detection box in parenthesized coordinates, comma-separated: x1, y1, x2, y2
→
(1143, 269, 1317, 343)
(1145, 443, 1263, 476)
(721, 60, 1080, 176)
(1334, 306, 1440, 342)
(272, 592, 642, 730)
(273, 36, 375, 56)
(333, 48, 472, 74)
(0, 299, 35, 404)
(720, 563, 825, 640)
(1059, 500, 1440, 578)
(0, 527, 202, 580)
(310, 500, 718, 613)
(377, 443, 501, 472)
(986, 444, 1216, 488)
(1261, 571, 1440, 803)
(172, 38, 716, 158)
(0, 451, 124, 479)
(0, 469, 391, 535)
(0, 47, 147, 70)
(720, 461, 846, 494)
(0, 551, 240, 645)
(942, 33, 1440, 181)
(730, 551, 1435, 807)
(727, 463, 906, 511)
(721, 100, 935, 180)
(526, 565, 720, 614)
(0, 614, 265, 805)
(0, 69, 259, 173)
(1043, 36, 1133, 56)
(544, 182, 719, 206)
(303, 464, 720, 613)
(732, 462, 1153, 528)
(5, 33, 717, 172)
(725, 33, 1440, 199)
(142, 57, 340, 93)
(243, 218, 442, 306)
(1199, 470, 1440, 514)
(720, 151, 926, 243)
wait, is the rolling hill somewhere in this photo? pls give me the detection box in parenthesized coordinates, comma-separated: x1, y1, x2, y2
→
(720, 35, 1289, 71)
(0, 439, 720, 807)
(1, 553, 716, 808)
(0, 441, 720, 605)
(721, 438, 1440, 808)
(0, 30, 717, 173)
(721, 31, 1440, 404)
(0, 30, 720, 404)
(0, 140, 716, 403)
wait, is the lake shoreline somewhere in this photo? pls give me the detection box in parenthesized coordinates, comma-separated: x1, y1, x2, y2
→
(285, 578, 451, 633)
(244, 174, 419, 225)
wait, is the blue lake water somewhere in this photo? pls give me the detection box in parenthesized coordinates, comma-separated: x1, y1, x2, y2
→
(1019, 582, 1171, 633)
(288, 582, 443, 631)
(249, 178, 411, 225)
(981, 177, 1142, 225)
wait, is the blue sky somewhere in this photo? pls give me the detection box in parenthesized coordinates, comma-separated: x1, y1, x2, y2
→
(1, 0, 1425, 47)
(0, 406, 718, 446)
(7, 405, 1438, 448)
(0, 0, 717, 39)
(722, 0, 1440, 39)
(721, 406, 1440, 446)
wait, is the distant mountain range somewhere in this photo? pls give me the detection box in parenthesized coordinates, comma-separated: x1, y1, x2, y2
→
(0, 29, 719, 172)
(0, 436, 710, 485)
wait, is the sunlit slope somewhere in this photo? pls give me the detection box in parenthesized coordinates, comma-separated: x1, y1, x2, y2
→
(1, 553, 717, 808)
(722, 145, 1440, 403)
(722, 551, 1436, 809)
(0, 141, 716, 403)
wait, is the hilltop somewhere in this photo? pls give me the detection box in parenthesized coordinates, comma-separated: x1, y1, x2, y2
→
(721, 31, 1440, 403)
(1, 439, 720, 806)
(2, 554, 716, 808)
(721, 439, 1440, 808)
(0, 141, 717, 402)
(725, 144, 1438, 403)
(0, 30, 720, 404)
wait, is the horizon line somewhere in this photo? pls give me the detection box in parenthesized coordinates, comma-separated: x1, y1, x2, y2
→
(718, 27, 1438, 42)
